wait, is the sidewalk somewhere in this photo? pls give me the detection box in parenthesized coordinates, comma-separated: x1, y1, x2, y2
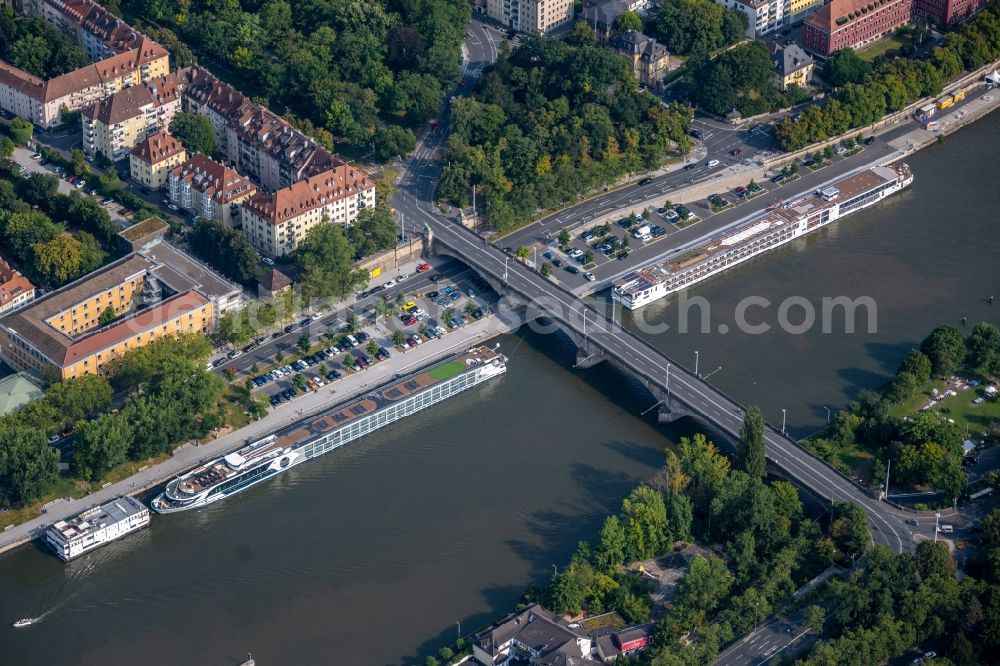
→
(0, 312, 516, 556)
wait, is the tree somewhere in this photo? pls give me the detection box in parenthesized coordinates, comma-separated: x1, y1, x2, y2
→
(0, 423, 58, 507)
(347, 205, 398, 258)
(920, 325, 966, 377)
(830, 502, 869, 561)
(32, 234, 88, 286)
(915, 540, 953, 580)
(515, 245, 530, 261)
(187, 219, 261, 285)
(296, 223, 367, 301)
(595, 515, 627, 570)
(464, 300, 476, 316)
(673, 555, 732, 628)
(804, 604, 826, 633)
(540, 262, 553, 277)
(621, 486, 669, 561)
(0, 136, 14, 159)
(73, 413, 132, 481)
(392, 330, 406, 346)
(584, 249, 594, 264)
(10, 34, 50, 77)
(967, 321, 1000, 370)
(546, 571, 585, 615)
(373, 126, 416, 161)
(98, 169, 122, 195)
(822, 49, 872, 87)
(888, 371, 919, 403)
(297, 334, 311, 353)
(614, 10, 644, 33)
(366, 339, 379, 357)
(374, 298, 392, 322)
(71, 148, 88, 177)
(293, 373, 307, 391)
(739, 405, 767, 478)
(558, 228, 571, 249)
(169, 111, 216, 155)
(897, 350, 932, 384)
(9, 117, 33, 146)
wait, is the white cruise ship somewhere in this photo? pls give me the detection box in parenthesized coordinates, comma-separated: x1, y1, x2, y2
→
(152, 346, 507, 514)
(612, 164, 913, 309)
(44, 495, 150, 562)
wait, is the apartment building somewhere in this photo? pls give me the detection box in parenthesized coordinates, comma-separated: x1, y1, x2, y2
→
(168, 153, 257, 227)
(714, 0, 785, 37)
(787, 0, 827, 23)
(803, 0, 914, 55)
(485, 0, 574, 34)
(0, 0, 169, 129)
(0, 241, 240, 379)
(0, 258, 35, 315)
(81, 73, 181, 160)
(915, 0, 987, 25)
(129, 131, 186, 189)
(240, 167, 376, 257)
(608, 31, 671, 88)
(176, 65, 344, 192)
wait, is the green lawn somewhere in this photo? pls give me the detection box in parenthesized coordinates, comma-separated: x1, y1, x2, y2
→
(428, 362, 466, 380)
(892, 380, 1000, 437)
(859, 36, 906, 61)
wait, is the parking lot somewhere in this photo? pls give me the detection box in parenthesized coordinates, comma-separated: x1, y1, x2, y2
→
(208, 267, 499, 408)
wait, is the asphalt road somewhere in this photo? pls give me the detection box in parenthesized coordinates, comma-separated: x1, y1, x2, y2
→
(712, 614, 815, 666)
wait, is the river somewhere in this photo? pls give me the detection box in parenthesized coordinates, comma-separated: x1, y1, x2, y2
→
(0, 114, 998, 665)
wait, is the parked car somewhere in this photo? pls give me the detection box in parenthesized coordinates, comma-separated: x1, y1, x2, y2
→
(639, 177, 654, 185)
(584, 272, 596, 282)
(864, 136, 876, 145)
(565, 265, 580, 274)
(261, 256, 274, 266)
(771, 173, 785, 183)
(227, 349, 243, 359)
(416, 262, 430, 272)
(731, 148, 742, 156)
(684, 164, 696, 171)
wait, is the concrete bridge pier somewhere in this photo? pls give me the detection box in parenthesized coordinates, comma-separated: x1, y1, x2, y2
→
(574, 340, 606, 369)
(641, 384, 695, 424)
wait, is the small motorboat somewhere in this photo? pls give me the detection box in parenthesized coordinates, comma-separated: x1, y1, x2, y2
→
(12, 618, 33, 628)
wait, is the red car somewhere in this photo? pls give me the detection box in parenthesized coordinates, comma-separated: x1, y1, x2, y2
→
(432, 121, 441, 130)
(403, 315, 417, 326)
(416, 263, 430, 273)
(731, 148, 742, 157)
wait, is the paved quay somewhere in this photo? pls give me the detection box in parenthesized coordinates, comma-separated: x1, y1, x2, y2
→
(0, 312, 516, 556)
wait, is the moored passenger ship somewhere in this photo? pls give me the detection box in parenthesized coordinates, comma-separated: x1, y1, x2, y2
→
(612, 164, 913, 310)
(152, 346, 507, 513)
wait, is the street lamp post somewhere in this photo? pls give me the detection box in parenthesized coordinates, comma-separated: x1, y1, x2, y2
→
(665, 363, 670, 403)
(552, 564, 558, 576)
(824, 406, 831, 424)
(694, 350, 700, 377)
(781, 409, 787, 435)
(457, 621, 461, 637)
(934, 512, 941, 542)
(503, 257, 509, 285)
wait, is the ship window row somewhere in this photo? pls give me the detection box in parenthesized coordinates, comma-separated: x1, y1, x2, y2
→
(206, 464, 277, 498)
(301, 374, 475, 458)
(839, 182, 894, 213)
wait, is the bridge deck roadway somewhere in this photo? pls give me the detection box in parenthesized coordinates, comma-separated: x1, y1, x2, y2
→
(403, 191, 928, 553)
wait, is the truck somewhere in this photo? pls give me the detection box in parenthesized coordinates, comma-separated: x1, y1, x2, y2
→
(952, 88, 967, 103)
(935, 94, 955, 110)
(917, 103, 936, 121)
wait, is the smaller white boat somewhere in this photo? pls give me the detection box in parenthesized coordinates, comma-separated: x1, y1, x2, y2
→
(12, 618, 33, 628)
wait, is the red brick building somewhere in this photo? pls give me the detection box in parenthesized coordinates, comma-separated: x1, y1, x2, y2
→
(804, 0, 987, 56)
(915, 0, 987, 26)
(804, 0, 915, 57)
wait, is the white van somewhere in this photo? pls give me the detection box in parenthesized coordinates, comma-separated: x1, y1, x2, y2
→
(937, 524, 954, 534)
(345, 334, 359, 348)
(631, 225, 651, 240)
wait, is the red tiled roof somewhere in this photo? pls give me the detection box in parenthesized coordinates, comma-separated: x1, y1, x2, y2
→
(0, 259, 34, 309)
(169, 153, 256, 204)
(61, 291, 209, 366)
(131, 131, 185, 165)
(242, 166, 373, 225)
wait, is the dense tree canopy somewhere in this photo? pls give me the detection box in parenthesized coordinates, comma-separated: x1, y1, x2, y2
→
(295, 222, 368, 301)
(187, 218, 261, 286)
(120, 0, 469, 158)
(0, 10, 90, 79)
(822, 48, 872, 87)
(168, 113, 216, 156)
(439, 36, 692, 230)
(688, 42, 811, 116)
(650, 0, 747, 55)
